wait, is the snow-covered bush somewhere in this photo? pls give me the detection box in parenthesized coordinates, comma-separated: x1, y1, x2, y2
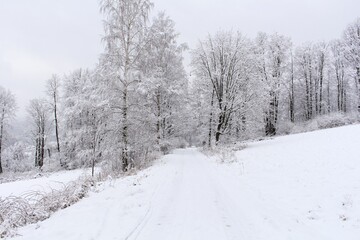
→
(291, 113, 358, 134)
(3, 142, 33, 173)
(0, 177, 95, 238)
(202, 143, 246, 164)
(160, 141, 171, 155)
(277, 121, 296, 135)
(291, 120, 319, 134)
(315, 112, 357, 129)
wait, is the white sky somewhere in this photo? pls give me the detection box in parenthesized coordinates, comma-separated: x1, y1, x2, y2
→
(1, 0, 359, 119)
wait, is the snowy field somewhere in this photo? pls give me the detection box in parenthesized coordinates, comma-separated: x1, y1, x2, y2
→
(0, 169, 93, 198)
(9, 124, 360, 239)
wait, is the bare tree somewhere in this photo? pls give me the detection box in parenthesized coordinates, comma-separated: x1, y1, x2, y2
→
(290, 52, 295, 122)
(331, 40, 348, 112)
(46, 75, 61, 154)
(256, 33, 291, 135)
(295, 44, 315, 120)
(343, 18, 360, 112)
(313, 42, 328, 115)
(0, 86, 16, 174)
(192, 31, 252, 143)
(28, 99, 49, 169)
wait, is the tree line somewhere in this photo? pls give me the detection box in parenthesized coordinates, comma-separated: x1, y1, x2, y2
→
(191, 20, 360, 145)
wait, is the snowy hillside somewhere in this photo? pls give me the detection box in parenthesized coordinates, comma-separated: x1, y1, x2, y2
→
(8, 124, 360, 240)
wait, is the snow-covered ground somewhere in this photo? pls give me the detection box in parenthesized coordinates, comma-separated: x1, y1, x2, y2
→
(9, 124, 360, 239)
(0, 169, 93, 198)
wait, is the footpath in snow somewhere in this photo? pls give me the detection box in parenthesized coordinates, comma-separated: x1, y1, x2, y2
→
(10, 124, 360, 240)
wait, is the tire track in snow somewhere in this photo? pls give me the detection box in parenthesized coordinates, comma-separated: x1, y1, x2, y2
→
(124, 158, 184, 240)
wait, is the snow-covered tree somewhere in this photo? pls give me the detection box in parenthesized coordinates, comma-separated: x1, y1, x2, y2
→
(255, 32, 291, 135)
(100, 0, 154, 171)
(140, 12, 188, 149)
(192, 31, 255, 144)
(28, 99, 50, 169)
(330, 40, 348, 112)
(3, 141, 32, 173)
(343, 18, 360, 112)
(46, 74, 61, 154)
(0, 86, 16, 174)
(61, 69, 107, 174)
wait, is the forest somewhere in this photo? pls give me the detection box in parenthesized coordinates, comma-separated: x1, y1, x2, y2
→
(0, 0, 360, 176)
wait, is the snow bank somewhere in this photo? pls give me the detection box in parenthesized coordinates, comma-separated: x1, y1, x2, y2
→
(0, 169, 92, 198)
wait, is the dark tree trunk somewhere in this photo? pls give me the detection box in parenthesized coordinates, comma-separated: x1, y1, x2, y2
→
(309, 60, 313, 119)
(39, 133, 45, 168)
(315, 74, 319, 115)
(289, 55, 295, 123)
(344, 90, 347, 112)
(327, 77, 331, 113)
(208, 90, 214, 147)
(303, 60, 311, 120)
(265, 90, 278, 136)
(122, 87, 129, 172)
(0, 113, 3, 174)
(318, 56, 324, 114)
(336, 66, 341, 111)
(357, 67, 360, 112)
(156, 90, 161, 146)
(54, 94, 60, 153)
(241, 114, 246, 132)
(215, 113, 224, 144)
(35, 137, 39, 167)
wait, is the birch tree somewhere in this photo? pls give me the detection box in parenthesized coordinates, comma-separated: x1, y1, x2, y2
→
(100, 0, 153, 171)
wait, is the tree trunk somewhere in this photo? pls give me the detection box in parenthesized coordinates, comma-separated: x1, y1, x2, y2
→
(39, 120, 45, 168)
(357, 67, 360, 113)
(309, 60, 313, 119)
(327, 77, 331, 113)
(208, 90, 214, 148)
(318, 54, 324, 115)
(121, 86, 129, 172)
(215, 113, 223, 144)
(0, 112, 4, 174)
(303, 63, 311, 120)
(265, 90, 277, 136)
(315, 74, 319, 115)
(290, 55, 295, 123)
(336, 66, 341, 111)
(344, 90, 347, 113)
(54, 94, 60, 153)
(156, 89, 161, 146)
(35, 137, 39, 167)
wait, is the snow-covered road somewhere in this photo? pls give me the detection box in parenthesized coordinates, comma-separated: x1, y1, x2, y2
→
(14, 149, 250, 240)
(12, 124, 360, 240)
(123, 149, 247, 240)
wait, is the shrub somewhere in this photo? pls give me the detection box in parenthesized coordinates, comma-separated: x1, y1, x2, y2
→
(3, 142, 33, 173)
(0, 177, 95, 238)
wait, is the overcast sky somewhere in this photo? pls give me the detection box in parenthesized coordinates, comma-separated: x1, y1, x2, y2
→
(1, 0, 360, 119)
